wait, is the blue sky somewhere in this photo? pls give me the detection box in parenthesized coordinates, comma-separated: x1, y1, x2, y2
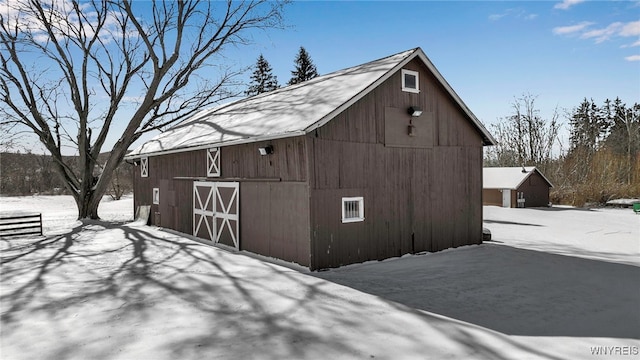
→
(233, 0, 640, 142)
(5, 0, 638, 155)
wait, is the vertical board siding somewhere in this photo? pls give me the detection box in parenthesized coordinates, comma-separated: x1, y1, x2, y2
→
(222, 137, 307, 181)
(308, 57, 484, 270)
(133, 150, 207, 229)
(517, 172, 551, 207)
(131, 136, 310, 267)
(241, 182, 310, 266)
(483, 189, 503, 206)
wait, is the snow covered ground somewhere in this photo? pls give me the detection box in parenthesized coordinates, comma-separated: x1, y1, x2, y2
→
(1, 196, 638, 360)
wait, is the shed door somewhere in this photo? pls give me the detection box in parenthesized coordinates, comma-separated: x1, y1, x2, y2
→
(502, 189, 511, 208)
(193, 181, 240, 250)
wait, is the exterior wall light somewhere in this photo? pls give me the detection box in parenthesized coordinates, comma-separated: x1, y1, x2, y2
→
(408, 106, 423, 117)
(258, 145, 274, 156)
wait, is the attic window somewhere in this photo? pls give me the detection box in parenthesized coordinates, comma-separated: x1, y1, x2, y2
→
(141, 157, 148, 177)
(207, 147, 220, 177)
(401, 69, 420, 93)
(342, 197, 364, 223)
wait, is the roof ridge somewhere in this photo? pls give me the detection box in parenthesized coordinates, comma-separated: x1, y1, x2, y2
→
(174, 48, 419, 122)
(240, 47, 418, 101)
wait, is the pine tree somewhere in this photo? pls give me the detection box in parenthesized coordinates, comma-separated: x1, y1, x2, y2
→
(569, 98, 604, 153)
(245, 54, 279, 96)
(288, 47, 319, 85)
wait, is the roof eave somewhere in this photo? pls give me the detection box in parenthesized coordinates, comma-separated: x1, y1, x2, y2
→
(514, 167, 554, 189)
(124, 130, 307, 160)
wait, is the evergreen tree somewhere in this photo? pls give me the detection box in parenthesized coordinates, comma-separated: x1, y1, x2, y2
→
(288, 47, 319, 85)
(569, 98, 606, 153)
(246, 54, 279, 96)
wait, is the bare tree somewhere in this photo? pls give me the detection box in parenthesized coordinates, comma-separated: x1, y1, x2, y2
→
(610, 102, 640, 185)
(486, 93, 560, 174)
(0, 0, 285, 218)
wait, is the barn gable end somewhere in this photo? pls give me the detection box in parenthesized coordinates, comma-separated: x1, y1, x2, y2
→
(306, 57, 484, 269)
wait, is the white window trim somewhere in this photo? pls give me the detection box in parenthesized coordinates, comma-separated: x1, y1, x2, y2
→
(207, 147, 220, 177)
(141, 157, 148, 177)
(401, 69, 420, 93)
(342, 196, 365, 223)
(153, 188, 159, 204)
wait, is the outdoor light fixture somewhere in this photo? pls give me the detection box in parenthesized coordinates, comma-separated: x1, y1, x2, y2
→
(408, 106, 423, 117)
(258, 145, 274, 156)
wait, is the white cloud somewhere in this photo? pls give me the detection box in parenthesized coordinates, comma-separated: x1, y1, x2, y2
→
(0, 0, 124, 45)
(624, 54, 640, 61)
(554, 20, 640, 45)
(621, 39, 640, 48)
(581, 22, 623, 43)
(620, 20, 640, 36)
(489, 13, 507, 21)
(552, 22, 594, 35)
(489, 8, 538, 22)
(554, 0, 586, 10)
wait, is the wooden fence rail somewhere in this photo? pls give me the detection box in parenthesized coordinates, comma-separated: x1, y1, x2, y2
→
(0, 213, 43, 238)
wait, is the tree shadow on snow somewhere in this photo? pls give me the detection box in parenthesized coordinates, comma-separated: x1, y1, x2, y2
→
(3, 221, 637, 360)
(0, 221, 420, 359)
(313, 243, 640, 340)
(1, 221, 333, 356)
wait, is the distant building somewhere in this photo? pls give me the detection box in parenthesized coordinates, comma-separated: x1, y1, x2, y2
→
(483, 167, 553, 208)
(125, 47, 496, 270)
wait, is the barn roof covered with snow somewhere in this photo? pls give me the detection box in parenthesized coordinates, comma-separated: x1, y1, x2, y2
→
(483, 167, 554, 190)
(126, 47, 496, 158)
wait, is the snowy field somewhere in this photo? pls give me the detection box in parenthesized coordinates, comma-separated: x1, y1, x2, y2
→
(1, 195, 639, 360)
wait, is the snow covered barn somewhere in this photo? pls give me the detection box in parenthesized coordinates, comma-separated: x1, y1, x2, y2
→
(483, 167, 553, 208)
(126, 47, 496, 270)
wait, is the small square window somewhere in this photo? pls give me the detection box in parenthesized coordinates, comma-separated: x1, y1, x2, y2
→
(153, 188, 159, 204)
(140, 157, 148, 177)
(342, 197, 364, 223)
(401, 69, 420, 93)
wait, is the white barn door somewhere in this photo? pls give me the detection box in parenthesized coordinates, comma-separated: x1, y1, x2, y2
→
(194, 182, 216, 241)
(213, 182, 239, 250)
(193, 181, 240, 250)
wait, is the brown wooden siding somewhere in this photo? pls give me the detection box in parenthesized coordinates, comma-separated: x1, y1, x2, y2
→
(241, 181, 310, 266)
(222, 137, 307, 182)
(483, 189, 503, 207)
(308, 136, 483, 269)
(517, 172, 550, 207)
(132, 136, 310, 265)
(307, 59, 484, 269)
(133, 136, 308, 223)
